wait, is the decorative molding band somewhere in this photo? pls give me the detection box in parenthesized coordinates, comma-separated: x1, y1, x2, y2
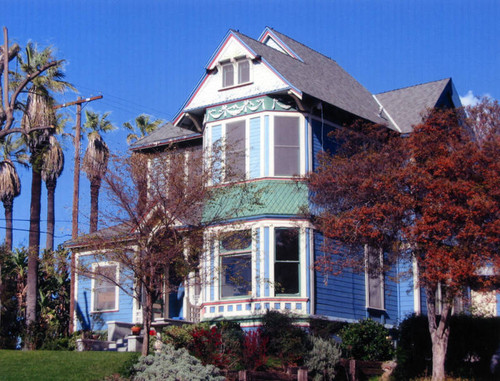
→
(206, 96, 296, 122)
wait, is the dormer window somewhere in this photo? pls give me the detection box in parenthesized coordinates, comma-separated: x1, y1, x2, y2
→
(221, 59, 251, 88)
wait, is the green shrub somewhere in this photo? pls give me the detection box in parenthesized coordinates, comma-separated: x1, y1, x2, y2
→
(394, 314, 431, 380)
(305, 336, 342, 381)
(215, 320, 244, 369)
(160, 323, 210, 349)
(309, 318, 347, 340)
(339, 319, 393, 361)
(395, 314, 500, 380)
(133, 343, 225, 381)
(260, 311, 310, 366)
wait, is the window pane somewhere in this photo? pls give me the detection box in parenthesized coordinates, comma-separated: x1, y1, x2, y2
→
(274, 116, 300, 176)
(275, 147, 300, 176)
(238, 60, 250, 84)
(94, 265, 117, 311)
(275, 262, 299, 294)
(274, 116, 299, 145)
(275, 228, 299, 261)
(222, 64, 234, 87)
(226, 120, 246, 180)
(221, 254, 252, 298)
(366, 248, 384, 309)
(220, 230, 252, 252)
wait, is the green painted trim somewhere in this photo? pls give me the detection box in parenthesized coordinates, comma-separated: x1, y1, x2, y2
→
(206, 96, 296, 122)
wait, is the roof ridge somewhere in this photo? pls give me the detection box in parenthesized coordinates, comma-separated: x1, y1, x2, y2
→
(375, 78, 451, 95)
(266, 27, 339, 64)
(233, 29, 303, 63)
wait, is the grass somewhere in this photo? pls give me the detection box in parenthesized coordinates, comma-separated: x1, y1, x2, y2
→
(0, 350, 140, 381)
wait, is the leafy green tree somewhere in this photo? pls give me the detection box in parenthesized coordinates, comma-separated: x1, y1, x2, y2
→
(17, 42, 74, 336)
(123, 114, 163, 145)
(82, 110, 116, 233)
(0, 135, 28, 249)
(41, 134, 64, 251)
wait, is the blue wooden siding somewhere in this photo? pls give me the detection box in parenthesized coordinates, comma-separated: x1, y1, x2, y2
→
(313, 232, 399, 326)
(311, 119, 338, 170)
(264, 116, 270, 177)
(397, 260, 416, 321)
(249, 117, 261, 178)
(76, 256, 133, 331)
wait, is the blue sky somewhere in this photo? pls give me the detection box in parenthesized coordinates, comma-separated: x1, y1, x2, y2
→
(1, 0, 499, 248)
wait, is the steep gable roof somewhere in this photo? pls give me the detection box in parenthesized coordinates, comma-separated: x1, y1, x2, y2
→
(131, 122, 201, 151)
(374, 78, 461, 133)
(233, 28, 385, 124)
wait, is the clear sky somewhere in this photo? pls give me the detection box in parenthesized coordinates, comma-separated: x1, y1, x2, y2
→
(1, 0, 499, 249)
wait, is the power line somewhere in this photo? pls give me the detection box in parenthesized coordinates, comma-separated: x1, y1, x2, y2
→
(0, 225, 72, 238)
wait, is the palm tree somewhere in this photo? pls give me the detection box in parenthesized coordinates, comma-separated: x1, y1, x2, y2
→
(41, 134, 64, 251)
(18, 42, 74, 332)
(123, 114, 163, 145)
(82, 110, 115, 233)
(0, 135, 28, 250)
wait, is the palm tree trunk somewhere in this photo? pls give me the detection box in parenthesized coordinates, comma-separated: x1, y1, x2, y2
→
(89, 179, 101, 233)
(3, 198, 13, 251)
(45, 180, 56, 251)
(26, 165, 42, 344)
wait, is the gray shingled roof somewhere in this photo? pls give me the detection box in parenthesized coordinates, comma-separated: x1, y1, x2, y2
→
(131, 122, 201, 150)
(374, 78, 453, 133)
(233, 29, 386, 125)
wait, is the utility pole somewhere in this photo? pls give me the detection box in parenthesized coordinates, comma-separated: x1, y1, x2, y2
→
(54, 95, 102, 333)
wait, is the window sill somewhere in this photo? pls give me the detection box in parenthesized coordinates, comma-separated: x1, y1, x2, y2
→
(219, 82, 253, 92)
(91, 309, 119, 314)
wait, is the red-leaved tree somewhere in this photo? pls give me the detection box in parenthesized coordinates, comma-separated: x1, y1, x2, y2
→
(307, 99, 500, 381)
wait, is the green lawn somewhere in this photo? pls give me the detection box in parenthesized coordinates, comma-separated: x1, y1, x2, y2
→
(0, 350, 139, 381)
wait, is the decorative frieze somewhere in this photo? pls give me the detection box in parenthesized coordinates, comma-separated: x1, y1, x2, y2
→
(206, 96, 295, 122)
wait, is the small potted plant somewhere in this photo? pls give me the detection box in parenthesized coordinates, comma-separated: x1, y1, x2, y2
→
(131, 324, 142, 335)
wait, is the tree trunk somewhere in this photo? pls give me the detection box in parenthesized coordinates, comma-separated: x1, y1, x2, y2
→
(89, 179, 101, 233)
(3, 198, 13, 250)
(26, 165, 42, 346)
(142, 290, 153, 356)
(425, 287, 451, 381)
(45, 180, 56, 251)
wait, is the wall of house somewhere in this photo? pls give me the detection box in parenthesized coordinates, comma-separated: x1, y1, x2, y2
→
(313, 232, 401, 326)
(75, 254, 134, 331)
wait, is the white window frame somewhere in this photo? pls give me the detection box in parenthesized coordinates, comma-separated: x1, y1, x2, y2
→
(365, 246, 384, 310)
(219, 229, 253, 299)
(221, 59, 252, 89)
(274, 227, 301, 296)
(91, 261, 120, 313)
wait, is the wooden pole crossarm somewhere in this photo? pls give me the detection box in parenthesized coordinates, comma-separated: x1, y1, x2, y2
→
(53, 95, 103, 110)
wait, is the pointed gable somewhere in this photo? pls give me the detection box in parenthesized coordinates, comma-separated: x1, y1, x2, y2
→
(374, 78, 461, 133)
(181, 30, 292, 115)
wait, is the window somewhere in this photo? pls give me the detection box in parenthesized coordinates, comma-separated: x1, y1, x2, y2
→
(366, 246, 384, 310)
(222, 64, 234, 87)
(225, 120, 246, 180)
(274, 228, 299, 294)
(238, 60, 250, 84)
(220, 230, 252, 298)
(93, 263, 118, 312)
(221, 60, 250, 88)
(274, 116, 300, 176)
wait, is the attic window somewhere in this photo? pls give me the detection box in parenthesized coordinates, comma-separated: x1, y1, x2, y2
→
(222, 59, 250, 88)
